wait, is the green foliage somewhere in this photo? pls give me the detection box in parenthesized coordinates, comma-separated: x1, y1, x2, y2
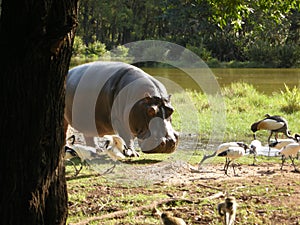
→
(72, 36, 86, 57)
(86, 40, 107, 58)
(73, 0, 300, 67)
(280, 84, 300, 114)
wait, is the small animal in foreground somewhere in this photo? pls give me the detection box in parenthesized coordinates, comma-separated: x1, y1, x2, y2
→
(218, 196, 237, 225)
(198, 142, 248, 169)
(251, 114, 293, 155)
(160, 212, 186, 225)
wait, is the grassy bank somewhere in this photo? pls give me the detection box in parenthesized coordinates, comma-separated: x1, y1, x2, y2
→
(172, 82, 300, 144)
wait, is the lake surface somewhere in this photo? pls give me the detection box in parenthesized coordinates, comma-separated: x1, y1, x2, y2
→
(142, 68, 300, 95)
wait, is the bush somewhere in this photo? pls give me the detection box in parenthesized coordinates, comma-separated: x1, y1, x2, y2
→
(275, 44, 300, 68)
(86, 40, 107, 57)
(72, 36, 86, 57)
(280, 84, 300, 114)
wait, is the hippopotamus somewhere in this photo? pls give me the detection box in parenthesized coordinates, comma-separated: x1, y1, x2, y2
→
(64, 61, 178, 155)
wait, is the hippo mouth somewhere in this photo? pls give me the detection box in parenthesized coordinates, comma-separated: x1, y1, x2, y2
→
(138, 132, 179, 154)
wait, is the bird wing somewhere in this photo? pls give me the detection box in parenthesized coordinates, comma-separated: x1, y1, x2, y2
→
(280, 143, 300, 156)
(217, 146, 244, 158)
(217, 142, 240, 154)
(257, 119, 285, 130)
(106, 148, 126, 161)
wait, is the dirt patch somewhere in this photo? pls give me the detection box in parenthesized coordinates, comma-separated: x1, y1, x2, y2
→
(67, 160, 300, 225)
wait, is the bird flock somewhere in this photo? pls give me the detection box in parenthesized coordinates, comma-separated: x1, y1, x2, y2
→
(199, 114, 300, 175)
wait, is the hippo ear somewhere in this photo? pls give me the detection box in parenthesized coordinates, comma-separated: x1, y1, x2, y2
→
(147, 105, 158, 117)
(144, 92, 152, 104)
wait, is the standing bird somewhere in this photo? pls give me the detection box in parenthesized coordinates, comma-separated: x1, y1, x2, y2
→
(217, 145, 249, 176)
(64, 135, 100, 176)
(198, 142, 248, 170)
(249, 140, 261, 165)
(279, 142, 300, 172)
(64, 146, 82, 176)
(251, 114, 293, 145)
(218, 196, 237, 225)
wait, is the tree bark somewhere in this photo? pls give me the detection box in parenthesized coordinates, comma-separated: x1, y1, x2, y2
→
(0, 0, 78, 224)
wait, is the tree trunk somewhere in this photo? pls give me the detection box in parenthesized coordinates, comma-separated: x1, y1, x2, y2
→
(0, 1, 78, 224)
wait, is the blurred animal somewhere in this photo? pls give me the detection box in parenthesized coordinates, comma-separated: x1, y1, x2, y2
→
(103, 135, 128, 161)
(218, 196, 237, 225)
(160, 212, 186, 225)
(251, 114, 293, 155)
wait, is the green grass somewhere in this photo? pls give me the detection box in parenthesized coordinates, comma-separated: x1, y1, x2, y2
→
(66, 82, 300, 225)
(171, 82, 300, 144)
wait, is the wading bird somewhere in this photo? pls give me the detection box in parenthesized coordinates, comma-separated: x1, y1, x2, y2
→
(217, 145, 249, 176)
(64, 135, 100, 176)
(198, 142, 248, 170)
(251, 114, 293, 144)
(251, 114, 293, 155)
(218, 196, 237, 225)
(249, 140, 261, 165)
(279, 142, 300, 172)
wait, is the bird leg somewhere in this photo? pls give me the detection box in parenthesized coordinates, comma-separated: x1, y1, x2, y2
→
(280, 155, 286, 170)
(289, 156, 299, 172)
(267, 131, 274, 156)
(74, 163, 83, 177)
(222, 158, 228, 171)
(101, 163, 117, 175)
(224, 159, 231, 176)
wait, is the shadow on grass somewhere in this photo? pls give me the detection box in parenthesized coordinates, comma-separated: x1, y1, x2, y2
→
(123, 158, 163, 165)
(66, 173, 95, 181)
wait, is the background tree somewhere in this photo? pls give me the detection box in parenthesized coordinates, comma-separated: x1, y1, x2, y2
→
(74, 0, 299, 67)
(0, 0, 78, 224)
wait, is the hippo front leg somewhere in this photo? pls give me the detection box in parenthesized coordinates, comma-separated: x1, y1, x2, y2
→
(116, 128, 139, 157)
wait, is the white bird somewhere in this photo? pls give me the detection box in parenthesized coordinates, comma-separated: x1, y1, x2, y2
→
(64, 135, 100, 176)
(103, 135, 127, 161)
(279, 142, 300, 172)
(251, 114, 293, 156)
(249, 140, 261, 165)
(217, 146, 248, 176)
(64, 146, 81, 176)
(269, 138, 297, 150)
(198, 142, 248, 170)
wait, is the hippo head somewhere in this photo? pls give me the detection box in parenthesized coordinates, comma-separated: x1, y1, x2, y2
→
(129, 94, 179, 153)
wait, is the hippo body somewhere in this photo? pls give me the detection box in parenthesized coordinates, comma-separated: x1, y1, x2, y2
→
(65, 61, 178, 154)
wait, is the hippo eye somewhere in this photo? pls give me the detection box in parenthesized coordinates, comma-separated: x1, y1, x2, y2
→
(164, 105, 174, 118)
(147, 105, 158, 117)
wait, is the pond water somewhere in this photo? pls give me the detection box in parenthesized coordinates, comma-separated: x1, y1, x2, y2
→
(142, 68, 300, 95)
